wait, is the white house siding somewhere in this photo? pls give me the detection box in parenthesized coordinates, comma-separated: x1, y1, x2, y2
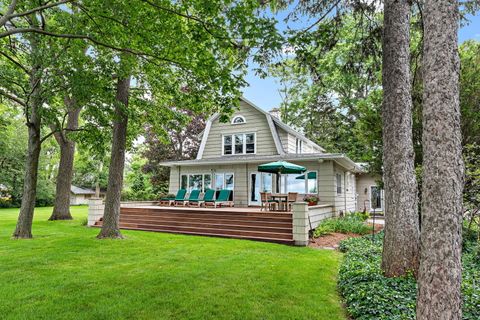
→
(70, 194, 88, 205)
(356, 173, 383, 212)
(276, 125, 322, 155)
(332, 164, 357, 215)
(168, 166, 180, 194)
(277, 127, 289, 152)
(167, 159, 358, 208)
(202, 100, 278, 159)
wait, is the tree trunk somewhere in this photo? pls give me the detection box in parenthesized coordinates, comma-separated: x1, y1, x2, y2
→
(381, 0, 420, 277)
(416, 1, 463, 319)
(49, 98, 81, 220)
(97, 76, 131, 239)
(12, 65, 42, 239)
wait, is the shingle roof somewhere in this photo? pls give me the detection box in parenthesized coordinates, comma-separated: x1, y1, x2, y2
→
(160, 153, 363, 172)
(70, 185, 96, 195)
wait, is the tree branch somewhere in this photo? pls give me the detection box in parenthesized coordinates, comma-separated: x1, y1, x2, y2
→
(297, 0, 341, 34)
(1, 1, 72, 26)
(0, 88, 25, 106)
(0, 50, 29, 73)
(140, 0, 240, 48)
(0, 28, 187, 68)
(0, 0, 17, 28)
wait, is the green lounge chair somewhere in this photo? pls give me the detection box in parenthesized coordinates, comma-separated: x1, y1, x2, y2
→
(205, 189, 233, 208)
(188, 189, 215, 207)
(176, 189, 201, 206)
(159, 189, 186, 206)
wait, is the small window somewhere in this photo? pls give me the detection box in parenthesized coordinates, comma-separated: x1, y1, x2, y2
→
(181, 175, 188, 190)
(234, 134, 244, 154)
(296, 139, 303, 154)
(245, 133, 255, 154)
(204, 174, 212, 190)
(336, 173, 342, 194)
(231, 115, 246, 124)
(223, 135, 232, 155)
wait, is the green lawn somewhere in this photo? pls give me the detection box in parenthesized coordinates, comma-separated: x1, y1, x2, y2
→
(0, 206, 346, 320)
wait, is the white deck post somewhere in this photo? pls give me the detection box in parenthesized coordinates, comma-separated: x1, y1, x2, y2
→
(292, 202, 309, 246)
(88, 198, 104, 227)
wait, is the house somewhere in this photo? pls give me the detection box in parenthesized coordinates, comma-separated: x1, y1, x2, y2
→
(160, 97, 383, 215)
(70, 186, 104, 205)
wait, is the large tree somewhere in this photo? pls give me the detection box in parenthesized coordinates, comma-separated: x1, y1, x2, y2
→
(380, 0, 420, 277)
(416, 0, 464, 318)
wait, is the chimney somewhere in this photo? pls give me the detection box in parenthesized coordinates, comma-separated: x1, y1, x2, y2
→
(269, 108, 281, 121)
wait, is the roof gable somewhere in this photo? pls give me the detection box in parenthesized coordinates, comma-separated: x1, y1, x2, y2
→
(197, 99, 281, 159)
(196, 97, 325, 159)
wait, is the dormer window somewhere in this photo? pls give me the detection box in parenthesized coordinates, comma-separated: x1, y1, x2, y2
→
(231, 115, 246, 124)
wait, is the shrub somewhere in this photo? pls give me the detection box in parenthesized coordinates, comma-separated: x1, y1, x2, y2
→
(0, 197, 13, 208)
(338, 232, 480, 320)
(313, 213, 371, 237)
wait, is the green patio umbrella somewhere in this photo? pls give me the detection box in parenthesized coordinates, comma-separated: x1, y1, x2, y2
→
(258, 161, 306, 192)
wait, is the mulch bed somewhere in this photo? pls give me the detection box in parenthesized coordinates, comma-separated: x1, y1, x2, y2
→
(309, 223, 384, 250)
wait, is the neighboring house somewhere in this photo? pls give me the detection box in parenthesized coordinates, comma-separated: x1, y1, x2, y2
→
(160, 97, 383, 215)
(70, 186, 104, 205)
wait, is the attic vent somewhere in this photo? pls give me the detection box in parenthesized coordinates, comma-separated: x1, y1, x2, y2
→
(231, 115, 246, 124)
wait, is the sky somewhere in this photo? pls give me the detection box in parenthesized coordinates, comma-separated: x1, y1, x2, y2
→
(242, 12, 480, 112)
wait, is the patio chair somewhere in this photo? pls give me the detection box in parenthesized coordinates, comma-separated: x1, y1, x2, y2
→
(204, 189, 233, 208)
(188, 189, 215, 207)
(159, 189, 186, 206)
(260, 192, 278, 211)
(287, 192, 299, 211)
(174, 189, 199, 206)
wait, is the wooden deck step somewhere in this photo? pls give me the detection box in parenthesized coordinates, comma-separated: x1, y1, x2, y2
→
(94, 206, 294, 244)
(121, 207, 292, 219)
(119, 216, 291, 228)
(120, 211, 292, 222)
(95, 221, 293, 244)
(118, 219, 292, 233)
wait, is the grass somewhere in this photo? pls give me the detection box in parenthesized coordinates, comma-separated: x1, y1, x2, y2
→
(0, 206, 346, 320)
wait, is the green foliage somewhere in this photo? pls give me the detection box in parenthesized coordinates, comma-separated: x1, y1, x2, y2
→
(338, 232, 480, 320)
(122, 154, 156, 201)
(0, 105, 56, 207)
(460, 41, 480, 146)
(272, 12, 383, 164)
(313, 213, 371, 237)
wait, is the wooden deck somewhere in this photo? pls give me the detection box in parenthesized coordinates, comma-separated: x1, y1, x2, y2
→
(94, 206, 294, 244)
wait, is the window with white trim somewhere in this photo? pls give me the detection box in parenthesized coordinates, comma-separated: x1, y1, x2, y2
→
(223, 133, 255, 155)
(180, 174, 212, 192)
(296, 138, 303, 154)
(231, 115, 246, 124)
(336, 173, 342, 194)
(280, 171, 318, 194)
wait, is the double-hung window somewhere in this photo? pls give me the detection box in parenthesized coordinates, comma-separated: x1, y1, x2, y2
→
(223, 133, 255, 155)
(296, 138, 303, 154)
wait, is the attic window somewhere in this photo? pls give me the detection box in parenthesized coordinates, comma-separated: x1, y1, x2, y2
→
(231, 115, 246, 124)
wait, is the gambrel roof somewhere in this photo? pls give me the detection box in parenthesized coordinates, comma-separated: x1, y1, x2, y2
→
(196, 96, 325, 159)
